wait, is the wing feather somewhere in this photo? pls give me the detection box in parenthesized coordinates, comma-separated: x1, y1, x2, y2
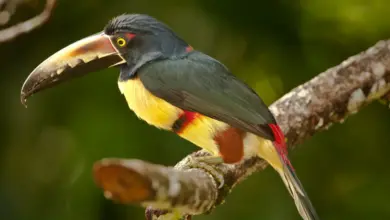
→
(138, 51, 276, 140)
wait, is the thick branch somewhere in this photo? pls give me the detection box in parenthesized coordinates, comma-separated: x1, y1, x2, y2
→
(0, 0, 56, 43)
(94, 159, 218, 218)
(94, 40, 390, 219)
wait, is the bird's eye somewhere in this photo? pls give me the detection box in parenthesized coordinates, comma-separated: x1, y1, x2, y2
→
(116, 37, 126, 47)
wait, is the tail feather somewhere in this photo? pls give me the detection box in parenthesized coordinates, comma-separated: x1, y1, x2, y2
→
(256, 138, 319, 220)
(257, 123, 319, 220)
(280, 162, 319, 220)
(257, 124, 319, 219)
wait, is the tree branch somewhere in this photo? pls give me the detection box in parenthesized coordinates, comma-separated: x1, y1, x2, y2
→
(93, 39, 390, 219)
(0, 0, 56, 43)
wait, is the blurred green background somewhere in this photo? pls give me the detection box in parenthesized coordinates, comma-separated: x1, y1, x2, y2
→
(1, 0, 390, 219)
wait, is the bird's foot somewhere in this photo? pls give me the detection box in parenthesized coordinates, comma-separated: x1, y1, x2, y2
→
(185, 156, 225, 189)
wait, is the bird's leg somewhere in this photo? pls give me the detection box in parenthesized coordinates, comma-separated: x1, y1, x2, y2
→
(194, 155, 224, 165)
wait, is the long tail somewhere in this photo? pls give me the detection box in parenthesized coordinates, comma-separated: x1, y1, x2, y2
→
(257, 124, 319, 220)
(279, 160, 319, 220)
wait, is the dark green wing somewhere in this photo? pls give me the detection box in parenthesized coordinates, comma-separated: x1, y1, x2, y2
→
(138, 51, 276, 140)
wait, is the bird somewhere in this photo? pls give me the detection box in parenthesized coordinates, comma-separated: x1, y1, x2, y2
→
(20, 14, 319, 220)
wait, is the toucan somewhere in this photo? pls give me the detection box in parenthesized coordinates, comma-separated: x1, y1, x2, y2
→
(20, 14, 319, 220)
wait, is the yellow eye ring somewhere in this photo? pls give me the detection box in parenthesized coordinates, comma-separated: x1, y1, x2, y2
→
(116, 37, 126, 47)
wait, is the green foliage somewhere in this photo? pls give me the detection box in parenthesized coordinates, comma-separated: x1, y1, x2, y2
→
(1, 0, 390, 219)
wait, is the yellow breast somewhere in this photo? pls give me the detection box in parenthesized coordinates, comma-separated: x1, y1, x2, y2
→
(118, 78, 182, 130)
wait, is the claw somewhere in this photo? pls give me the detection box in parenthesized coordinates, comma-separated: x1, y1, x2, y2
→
(184, 156, 225, 188)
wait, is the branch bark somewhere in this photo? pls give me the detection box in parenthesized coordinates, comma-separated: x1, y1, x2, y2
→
(0, 0, 56, 43)
(93, 39, 390, 220)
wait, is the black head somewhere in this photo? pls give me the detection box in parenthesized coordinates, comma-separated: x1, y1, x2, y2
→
(104, 14, 190, 80)
(20, 14, 192, 105)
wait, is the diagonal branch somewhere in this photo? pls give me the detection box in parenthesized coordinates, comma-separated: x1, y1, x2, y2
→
(93, 39, 390, 220)
(0, 0, 56, 43)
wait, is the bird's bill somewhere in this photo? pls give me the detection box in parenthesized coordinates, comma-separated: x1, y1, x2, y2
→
(20, 32, 126, 106)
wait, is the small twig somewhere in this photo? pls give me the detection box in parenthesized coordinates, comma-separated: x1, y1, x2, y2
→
(0, 0, 56, 43)
(0, 0, 22, 24)
(94, 39, 390, 219)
